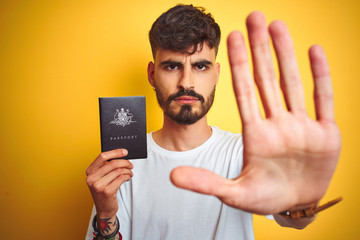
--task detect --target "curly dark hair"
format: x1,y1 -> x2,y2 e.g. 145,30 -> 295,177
149,4 -> 221,58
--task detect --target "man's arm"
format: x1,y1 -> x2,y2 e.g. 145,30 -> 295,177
86,149 -> 133,238
170,11 -> 341,227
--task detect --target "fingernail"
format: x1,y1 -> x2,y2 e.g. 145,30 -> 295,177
122,149 -> 128,156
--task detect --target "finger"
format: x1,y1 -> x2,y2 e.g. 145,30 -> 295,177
269,20 -> 306,113
247,12 -> 283,118
170,167 -> 280,214
93,174 -> 132,198
309,45 -> 334,121
86,149 -> 128,175
93,168 -> 133,191
107,174 -> 132,193
227,31 -> 261,124
170,166 -> 234,199
88,160 -> 134,184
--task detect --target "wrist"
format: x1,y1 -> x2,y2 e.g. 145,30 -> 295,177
92,214 -> 120,239
95,205 -> 118,219
96,212 -> 117,219
287,203 -> 317,212
279,197 -> 342,219
279,203 -> 318,219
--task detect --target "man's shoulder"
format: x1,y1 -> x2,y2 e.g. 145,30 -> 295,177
211,126 -> 242,140
209,126 -> 243,151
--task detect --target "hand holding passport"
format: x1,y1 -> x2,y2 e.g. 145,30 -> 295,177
99,96 -> 147,159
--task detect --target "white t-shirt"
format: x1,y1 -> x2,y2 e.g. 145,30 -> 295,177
86,126 -> 254,240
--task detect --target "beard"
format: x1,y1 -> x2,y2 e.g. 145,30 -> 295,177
155,87 -> 216,125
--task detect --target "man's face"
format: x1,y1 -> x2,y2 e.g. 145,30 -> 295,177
148,43 -> 220,125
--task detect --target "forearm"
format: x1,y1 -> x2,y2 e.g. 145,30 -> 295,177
86,149 -> 133,240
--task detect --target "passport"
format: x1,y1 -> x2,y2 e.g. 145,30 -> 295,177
99,96 -> 147,159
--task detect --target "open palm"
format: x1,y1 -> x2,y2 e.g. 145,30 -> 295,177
170,12 -> 341,214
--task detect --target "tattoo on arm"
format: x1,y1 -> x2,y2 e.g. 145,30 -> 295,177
92,214 -> 121,239
98,217 -> 116,235
98,217 -> 111,234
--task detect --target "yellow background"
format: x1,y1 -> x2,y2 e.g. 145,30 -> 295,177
0,0 -> 358,239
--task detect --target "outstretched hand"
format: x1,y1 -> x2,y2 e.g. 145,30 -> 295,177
170,12 -> 341,215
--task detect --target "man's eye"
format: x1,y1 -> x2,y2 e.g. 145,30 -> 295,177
166,64 -> 178,70
196,64 -> 208,71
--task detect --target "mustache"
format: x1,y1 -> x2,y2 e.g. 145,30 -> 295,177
166,89 -> 205,104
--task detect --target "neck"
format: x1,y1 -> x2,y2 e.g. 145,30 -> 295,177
152,114 -> 212,151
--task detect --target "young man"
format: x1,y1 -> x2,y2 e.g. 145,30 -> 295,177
86,4 -> 341,240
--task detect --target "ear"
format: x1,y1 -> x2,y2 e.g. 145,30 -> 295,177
147,61 -> 155,88
215,62 -> 220,85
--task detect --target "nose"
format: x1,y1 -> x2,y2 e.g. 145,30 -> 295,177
177,65 -> 194,90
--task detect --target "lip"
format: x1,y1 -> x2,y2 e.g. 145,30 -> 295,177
174,96 -> 199,104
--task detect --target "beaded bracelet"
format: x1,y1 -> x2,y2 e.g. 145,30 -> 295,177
92,232 -> 122,240
279,197 -> 342,219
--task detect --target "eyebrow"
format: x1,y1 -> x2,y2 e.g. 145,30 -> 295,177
159,59 -> 213,67
192,60 -> 213,67
159,60 -> 182,67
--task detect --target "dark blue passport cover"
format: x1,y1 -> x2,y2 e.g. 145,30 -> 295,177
99,96 -> 147,159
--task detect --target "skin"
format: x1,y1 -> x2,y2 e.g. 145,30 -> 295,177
171,12 -> 341,217
86,11 -> 341,233
86,149 -> 133,235
147,43 -> 220,151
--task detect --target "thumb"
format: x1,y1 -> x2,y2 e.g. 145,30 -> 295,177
170,166 -> 232,198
